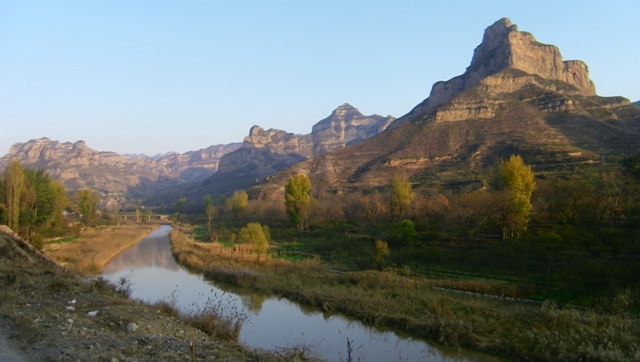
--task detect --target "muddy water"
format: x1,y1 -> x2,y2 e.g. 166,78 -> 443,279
103,225 -> 498,362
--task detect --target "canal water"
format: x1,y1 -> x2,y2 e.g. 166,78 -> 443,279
102,225 -> 497,361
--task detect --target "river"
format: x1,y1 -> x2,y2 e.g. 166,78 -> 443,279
102,225 -> 498,361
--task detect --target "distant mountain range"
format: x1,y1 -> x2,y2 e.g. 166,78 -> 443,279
0,139 -> 240,208
1,104 -> 394,207
250,18 -> 640,198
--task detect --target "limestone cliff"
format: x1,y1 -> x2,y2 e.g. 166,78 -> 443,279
394,18 -> 597,127
311,104 -> 395,155
155,104 -> 396,205
0,138 -> 240,206
243,126 -> 314,157
153,143 -> 241,181
242,103 -> 394,159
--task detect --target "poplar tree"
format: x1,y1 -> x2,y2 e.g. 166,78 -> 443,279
203,194 -> 215,238
4,159 -> 24,230
498,155 -> 536,239
239,222 -> 269,263
390,176 -> 414,221
227,191 -> 248,215
285,174 -> 313,231
77,189 -> 100,226
51,180 -> 68,228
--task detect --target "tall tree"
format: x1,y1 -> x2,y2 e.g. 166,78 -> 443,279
50,180 -> 68,229
284,174 -> 313,231
227,191 -> 248,215
4,159 -> 24,230
173,198 -> 187,223
390,176 -> 414,221
374,240 -> 390,270
239,222 -> 269,263
498,155 -> 536,239
203,194 -> 215,238
77,189 -> 100,226
20,169 -> 58,233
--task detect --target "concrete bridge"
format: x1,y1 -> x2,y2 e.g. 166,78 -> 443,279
113,213 -> 170,221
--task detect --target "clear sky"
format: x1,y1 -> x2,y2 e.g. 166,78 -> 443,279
1,1 -> 638,156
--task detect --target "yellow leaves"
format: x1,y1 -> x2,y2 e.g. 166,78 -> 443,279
499,155 -> 536,239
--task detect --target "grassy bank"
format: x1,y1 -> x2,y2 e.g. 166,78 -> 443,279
43,224 -> 159,274
170,228 -> 640,361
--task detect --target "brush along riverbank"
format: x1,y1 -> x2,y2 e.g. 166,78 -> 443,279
170,228 -> 640,361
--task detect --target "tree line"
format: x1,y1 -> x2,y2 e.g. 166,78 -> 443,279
188,152 -> 640,305
0,159 -> 103,246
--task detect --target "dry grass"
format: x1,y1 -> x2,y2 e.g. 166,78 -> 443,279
170,228 -> 640,361
43,225 -> 159,275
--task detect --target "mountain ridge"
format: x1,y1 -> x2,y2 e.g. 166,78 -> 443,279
146,104 -> 395,205
249,18 -> 640,199
0,138 -> 241,207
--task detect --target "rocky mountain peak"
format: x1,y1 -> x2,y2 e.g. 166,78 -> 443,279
210,104 -> 395,195
330,103 -> 360,117
241,104 -> 394,159
425,17 -> 596,110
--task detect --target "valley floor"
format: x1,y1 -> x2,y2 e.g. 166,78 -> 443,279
169,226 -> 640,361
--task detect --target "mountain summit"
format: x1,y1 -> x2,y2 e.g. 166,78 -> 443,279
428,17 -> 595,109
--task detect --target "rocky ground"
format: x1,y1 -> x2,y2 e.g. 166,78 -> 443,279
0,226 -> 309,361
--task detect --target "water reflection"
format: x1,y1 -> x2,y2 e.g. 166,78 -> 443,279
102,231 -> 180,273
103,225 -> 499,362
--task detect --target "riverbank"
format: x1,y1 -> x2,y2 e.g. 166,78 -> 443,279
0,226 -> 314,361
170,228 -> 640,361
43,224 -> 159,275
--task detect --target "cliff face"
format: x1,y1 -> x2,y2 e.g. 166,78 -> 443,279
151,104 -> 396,206
242,104 -> 394,159
218,104 -> 393,177
394,18 -> 597,128
153,143 -> 242,182
250,18 -> 640,198
310,104 -> 395,155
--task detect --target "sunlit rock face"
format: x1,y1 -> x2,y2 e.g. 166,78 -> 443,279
0,138 -> 241,207
242,103 -> 395,159
427,18 -> 595,110
175,104 -> 396,204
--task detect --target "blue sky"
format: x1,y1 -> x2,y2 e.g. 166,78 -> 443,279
1,1 -> 638,155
